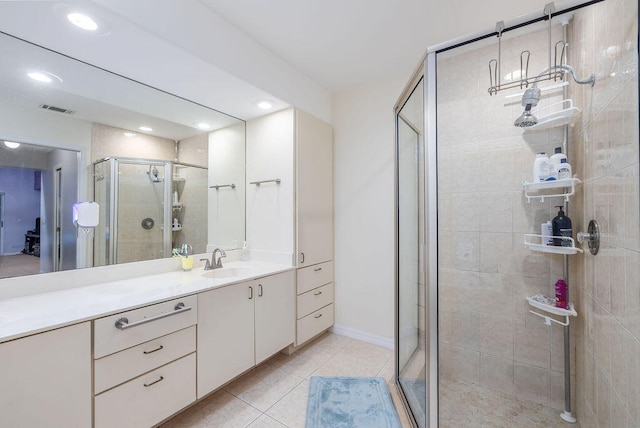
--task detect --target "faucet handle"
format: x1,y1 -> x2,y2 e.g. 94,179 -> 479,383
200,259 -> 211,270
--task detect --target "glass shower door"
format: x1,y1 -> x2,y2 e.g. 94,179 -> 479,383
396,77 -> 426,427
115,161 -> 169,263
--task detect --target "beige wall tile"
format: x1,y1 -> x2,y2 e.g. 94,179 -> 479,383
596,368 -> 611,428
514,363 -> 550,406
479,313 -> 514,359
514,315 -> 551,369
449,347 -> 480,384
480,354 -> 514,395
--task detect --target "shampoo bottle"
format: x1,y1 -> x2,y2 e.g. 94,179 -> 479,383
555,279 -> 568,309
533,152 -> 550,182
552,206 -> 572,247
557,158 -> 572,180
541,221 -> 553,246
549,147 -> 566,180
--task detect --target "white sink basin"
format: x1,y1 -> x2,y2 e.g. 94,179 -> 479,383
201,266 -> 260,279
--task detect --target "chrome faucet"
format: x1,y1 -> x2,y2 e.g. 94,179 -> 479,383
201,248 -> 226,270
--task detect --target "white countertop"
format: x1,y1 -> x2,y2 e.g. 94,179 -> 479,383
0,261 -> 295,344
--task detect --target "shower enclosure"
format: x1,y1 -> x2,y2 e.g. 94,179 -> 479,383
395,0 -> 639,426
395,74 -> 427,428
93,157 -> 208,266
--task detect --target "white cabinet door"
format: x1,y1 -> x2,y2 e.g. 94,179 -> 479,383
254,271 -> 295,364
197,282 -> 255,398
246,108 -> 295,255
296,109 -> 333,267
0,322 -> 91,427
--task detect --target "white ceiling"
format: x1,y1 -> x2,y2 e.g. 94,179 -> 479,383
0,0 -> 570,122
199,0 -> 557,92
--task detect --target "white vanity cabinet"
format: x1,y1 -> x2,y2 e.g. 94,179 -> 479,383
296,261 -> 334,344
296,109 -> 334,268
197,270 -> 295,398
0,322 -> 92,428
295,110 -> 334,345
93,295 -> 197,428
247,108 -> 334,348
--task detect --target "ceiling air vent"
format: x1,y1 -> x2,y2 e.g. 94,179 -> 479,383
39,104 -> 76,115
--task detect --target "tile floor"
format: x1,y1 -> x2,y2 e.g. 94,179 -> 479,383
439,378 -> 578,428
161,332 -> 413,428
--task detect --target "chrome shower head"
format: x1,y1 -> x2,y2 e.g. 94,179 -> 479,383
147,165 -> 162,182
514,87 -> 541,128
514,105 -> 538,127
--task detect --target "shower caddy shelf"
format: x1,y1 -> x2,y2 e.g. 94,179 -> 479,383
522,177 -> 581,202
526,297 -> 577,326
522,99 -> 581,132
524,234 -> 583,255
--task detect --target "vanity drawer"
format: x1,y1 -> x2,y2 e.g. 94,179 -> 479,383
94,353 -> 196,428
297,283 -> 334,319
94,326 -> 196,394
94,295 -> 197,358
297,303 -> 334,345
297,261 -> 333,295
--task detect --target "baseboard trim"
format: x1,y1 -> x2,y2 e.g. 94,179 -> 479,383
330,324 -> 394,350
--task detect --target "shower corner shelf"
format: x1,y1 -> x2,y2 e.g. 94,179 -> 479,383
172,175 -> 185,183
172,202 -> 183,210
527,297 -> 577,326
524,234 -> 583,255
172,225 -> 182,232
522,99 -> 581,133
522,177 -> 581,202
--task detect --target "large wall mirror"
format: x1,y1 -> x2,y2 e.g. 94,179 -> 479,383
0,31 -> 246,280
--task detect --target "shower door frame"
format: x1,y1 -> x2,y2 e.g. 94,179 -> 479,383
107,158 -> 172,264
394,60 -> 435,428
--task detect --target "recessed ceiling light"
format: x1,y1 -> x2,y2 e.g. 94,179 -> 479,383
139,126 -> 153,132
196,122 -> 211,130
4,141 -> 20,149
28,72 -> 53,83
123,132 -> 136,138
67,12 -> 98,31
255,100 -> 273,110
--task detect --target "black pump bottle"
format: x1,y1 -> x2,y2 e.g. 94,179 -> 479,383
552,205 -> 572,246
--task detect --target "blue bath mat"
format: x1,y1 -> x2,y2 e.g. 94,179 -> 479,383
306,376 -> 401,428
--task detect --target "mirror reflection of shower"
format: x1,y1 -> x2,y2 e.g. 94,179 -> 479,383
93,157 -> 208,266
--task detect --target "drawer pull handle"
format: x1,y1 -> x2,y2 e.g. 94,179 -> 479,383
249,286 -> 253,300
301,252 -> 305,263
314,291 -> 323,296
314,313 -> 323,319
314,267 -> 322,272
143,345 -> 164,355
258,284 -> 263,297
144,376 -> 164,387
115,303 -> 191,330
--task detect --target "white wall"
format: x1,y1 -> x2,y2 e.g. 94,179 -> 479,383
332,73 -> 410,342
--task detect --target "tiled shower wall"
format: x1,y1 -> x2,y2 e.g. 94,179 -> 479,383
572,0 -> 640,426
93,124 -> 210,262
437,22 -> 575,410
116,163 -> 166,263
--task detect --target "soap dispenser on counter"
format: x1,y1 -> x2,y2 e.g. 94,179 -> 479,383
240,241 -> 249,261
552,206 -> 573,247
